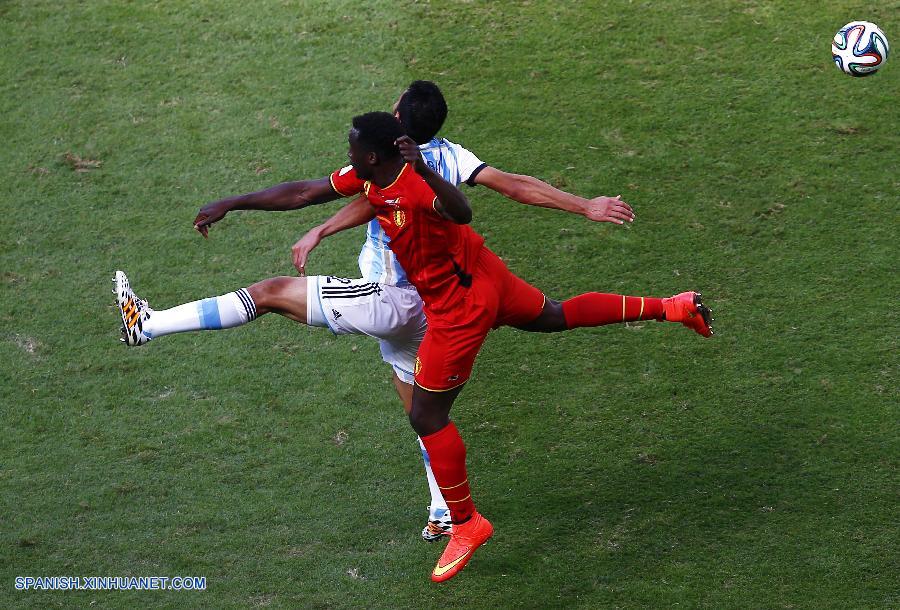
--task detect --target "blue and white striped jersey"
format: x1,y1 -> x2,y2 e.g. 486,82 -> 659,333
357,137 -> 487,286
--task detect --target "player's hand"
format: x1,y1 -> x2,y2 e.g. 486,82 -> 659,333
292,228 -> 322,275
396,135 -> 427,173
193,202 -> 229,238
582,195 -> 635,224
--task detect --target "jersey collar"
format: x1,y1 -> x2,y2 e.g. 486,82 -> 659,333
366,162 -> 411,193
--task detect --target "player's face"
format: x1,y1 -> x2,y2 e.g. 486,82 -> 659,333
347,129 -> 373,180
392,90 -> 407,117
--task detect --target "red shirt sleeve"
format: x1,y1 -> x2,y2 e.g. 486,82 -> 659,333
329,165 -> 366,197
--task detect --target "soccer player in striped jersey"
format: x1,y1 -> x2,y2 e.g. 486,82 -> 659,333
113,81 -> 642,545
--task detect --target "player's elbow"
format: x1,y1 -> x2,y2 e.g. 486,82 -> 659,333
440,195 -> 472,224
511,175 -> 547,204
452,206 -> 472,225
289,178 -> 335,209
291,183 -> 316,209
500,180 -> 525,202
490,173 -> 530,202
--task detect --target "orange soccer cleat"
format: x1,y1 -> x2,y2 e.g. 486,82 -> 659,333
663,291 -> 714,337
430,512 -> 493,583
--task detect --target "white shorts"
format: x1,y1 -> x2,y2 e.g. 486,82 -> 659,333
307,275 -> 426,384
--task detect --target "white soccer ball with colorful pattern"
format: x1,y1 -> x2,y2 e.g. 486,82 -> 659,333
832,21 -> 889,77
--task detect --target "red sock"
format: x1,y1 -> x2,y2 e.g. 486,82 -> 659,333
562,293 -> 664,329
419,421 -> 475,524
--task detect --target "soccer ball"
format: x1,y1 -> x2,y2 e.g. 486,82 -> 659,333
832,21 -> 890,77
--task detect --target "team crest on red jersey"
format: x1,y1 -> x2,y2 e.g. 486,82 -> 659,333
393,209 -> 406,228
414,356 -> 422,376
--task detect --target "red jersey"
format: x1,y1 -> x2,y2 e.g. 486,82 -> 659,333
331,163 -> 485,314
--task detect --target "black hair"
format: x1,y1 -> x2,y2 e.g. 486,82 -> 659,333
396,80 -> 447,144
351,111 -> 405,160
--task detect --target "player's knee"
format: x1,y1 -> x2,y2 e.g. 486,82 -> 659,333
408,404 -> 431,436
520,298 -> 567,332
248,276 -> 296,308
542,299 -> 567,331
541,299 -> 566,332
408,399 -> 447,437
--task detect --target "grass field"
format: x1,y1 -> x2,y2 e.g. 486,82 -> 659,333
1,1 -> 898,607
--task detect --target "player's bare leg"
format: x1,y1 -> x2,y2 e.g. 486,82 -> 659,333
246,276 -> 308,323
517,292 -> 714,337
409,385 -> 463,436
392,373 -> 414,414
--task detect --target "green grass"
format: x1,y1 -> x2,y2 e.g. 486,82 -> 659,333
1,0 -> 898,607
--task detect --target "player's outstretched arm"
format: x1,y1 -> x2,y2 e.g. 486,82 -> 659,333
396,135 -> 472,224
193,178 -> 341,237
292,196 -> 377,275
473,167 -> 634,224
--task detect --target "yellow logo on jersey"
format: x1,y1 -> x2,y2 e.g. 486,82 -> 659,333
393,209 -> 406,228
414,356 -> 421,376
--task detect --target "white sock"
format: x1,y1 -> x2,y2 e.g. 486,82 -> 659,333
143,289 -> 257,339
418,437 -> 449,518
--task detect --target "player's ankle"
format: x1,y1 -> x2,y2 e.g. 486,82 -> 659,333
452,515 -> 473,526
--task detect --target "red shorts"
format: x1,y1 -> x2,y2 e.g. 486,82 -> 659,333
414,247 -> 545,392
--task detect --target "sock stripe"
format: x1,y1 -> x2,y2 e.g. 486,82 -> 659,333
247,290 -> 257,319
199,298 -> 223,329
446,494 -> 472,504
239,288 -> 256,319
236,288 -> 257,320
439,478 -> 469,491
622,295 -> 626,322
639,297 -> 645,319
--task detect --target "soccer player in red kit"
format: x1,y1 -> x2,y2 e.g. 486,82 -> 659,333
330,112 -> 713,582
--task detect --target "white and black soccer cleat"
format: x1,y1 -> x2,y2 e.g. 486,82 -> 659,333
421,506 -> 453,543
113,270 -> 152,346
